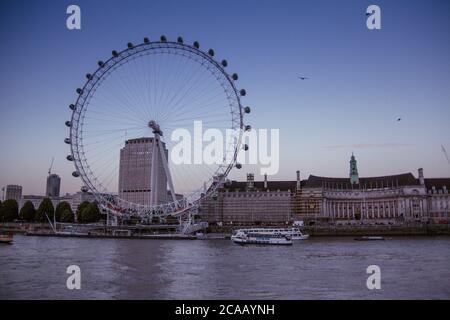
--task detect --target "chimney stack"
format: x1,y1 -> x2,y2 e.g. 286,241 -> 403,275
296,170 -> 301,190
264,173 -> 268,189
418,168 -> 425,186
247,173 -> 254,189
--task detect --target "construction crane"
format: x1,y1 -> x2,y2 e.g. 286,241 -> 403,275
48,157 -> 54,176
441,145 -> 450,167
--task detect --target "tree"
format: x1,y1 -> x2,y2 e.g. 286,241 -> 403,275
164,215 -> 179,225
76,201 -> 90,223
151,216 -> 160,224
20,201 -> 36,222
61,209 -> 74,223
79,202 -> 101,223
0,199 -> 19,222
55,201 -> 72,222
35,198 -> 55,223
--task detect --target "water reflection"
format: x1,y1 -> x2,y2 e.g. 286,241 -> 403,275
1,236 -> 449,299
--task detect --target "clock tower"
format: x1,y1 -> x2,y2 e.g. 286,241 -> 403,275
349,153 -> 359,185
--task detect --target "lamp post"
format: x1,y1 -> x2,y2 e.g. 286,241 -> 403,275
362,188 -> 366,225
446,200 -> 449,224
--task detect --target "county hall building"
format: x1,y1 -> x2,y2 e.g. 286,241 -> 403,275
201,154 -> 450,226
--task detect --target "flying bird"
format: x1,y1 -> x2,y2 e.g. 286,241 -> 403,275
298,76 -> 309,80
397,118 -> 402,122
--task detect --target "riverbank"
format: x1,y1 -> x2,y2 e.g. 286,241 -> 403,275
304,224 -> 450,236
2,222 -> 450,239
24,231 -> 196,240
0,222 -> 194,240
207,223 -> 450,237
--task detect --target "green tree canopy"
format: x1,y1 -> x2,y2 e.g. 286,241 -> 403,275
19,200 -> 36,222
0,199 -> 19,222
79,202 -> 101,223
76,201 -> 90,223
35,198 -> 55,223
55,201 -> 72,222
61,209 -> 75,223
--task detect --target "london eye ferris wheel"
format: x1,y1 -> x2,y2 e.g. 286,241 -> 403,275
64,36 -> 251,218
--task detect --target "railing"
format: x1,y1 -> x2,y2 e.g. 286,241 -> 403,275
180,221 -> 209,234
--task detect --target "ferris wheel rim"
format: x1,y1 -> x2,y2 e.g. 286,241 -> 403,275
67,38 -> 247,216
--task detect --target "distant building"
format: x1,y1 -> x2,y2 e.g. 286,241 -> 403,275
294,171 -> 430,225
46,174 -> 61,197
201,154 -> 450,225
118,137 -> 168,206
69,191 -> 96,212
20,194 -> 72,212
5,185 -> 22,202
20,195 -> 49,210
201,173 -> 295,226
425,177 -> 450,223
19,191 -> 96,213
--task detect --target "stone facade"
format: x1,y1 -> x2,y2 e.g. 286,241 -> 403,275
201,156 -> 450,226
201,174 -> 296,226
426,178 -> 450,223
294,172 -> 430,225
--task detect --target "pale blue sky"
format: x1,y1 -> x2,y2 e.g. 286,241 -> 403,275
0,0 -> 449,195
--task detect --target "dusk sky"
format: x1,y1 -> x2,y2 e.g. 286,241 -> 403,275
0,0 -> 449,196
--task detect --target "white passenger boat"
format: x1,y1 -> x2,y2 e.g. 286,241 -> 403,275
231,227 -> 309,245
233,228 -> 309,241
232,230 -> 293,245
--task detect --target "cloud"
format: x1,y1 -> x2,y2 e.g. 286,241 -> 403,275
322,143 -> 412,149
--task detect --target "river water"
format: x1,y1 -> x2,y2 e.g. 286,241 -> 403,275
0,235 -> 449,299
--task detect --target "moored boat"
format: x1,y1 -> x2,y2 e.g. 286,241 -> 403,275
354,236 -> 385,241
0,232 -> 13,244
195,232 -> 206,239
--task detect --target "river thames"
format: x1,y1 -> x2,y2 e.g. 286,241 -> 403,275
1,235 -> 449,299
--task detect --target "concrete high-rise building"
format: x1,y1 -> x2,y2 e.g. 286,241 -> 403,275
118,137 -> 168,205
46,174 -> 61,197
5,185 -> 22,202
